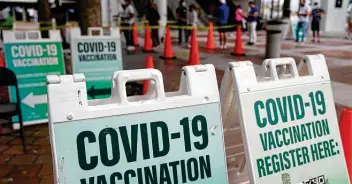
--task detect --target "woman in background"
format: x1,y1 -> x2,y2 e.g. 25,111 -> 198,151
186,4 -> 199,47
146,2 -> 161,47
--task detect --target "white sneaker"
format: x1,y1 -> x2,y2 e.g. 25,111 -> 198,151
223,45 -> 228,49
127,46 -> 135,51
220,45 -> 224,50
187,44 -> 191,48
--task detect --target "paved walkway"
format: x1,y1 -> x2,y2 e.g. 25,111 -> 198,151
1,30 -> 352,184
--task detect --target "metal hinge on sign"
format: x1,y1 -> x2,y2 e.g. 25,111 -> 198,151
194,65 -> 207,72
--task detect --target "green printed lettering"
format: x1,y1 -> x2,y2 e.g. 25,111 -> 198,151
187,158 -> 199,181
287,96 -> 295,121
289,149 -> 297,168
272,154 -> 280,173
254,101 -> 267,128
317,142 -> 324,159
268,132 -> 277,150
322,119 -> 330,135
323,141 -> 332,157
304,122 -> 313,139
256,158 -> 266,177
293,95 -> 305,120
169,161 -> 180,184
275,130 -> 283,148
144,165 -> 157,184
110,172 -> 122,184
192,115 -> 209,150
150,121 -> 170,158
80,177 -> 94,184
97,175 -> 107,184
199,155 -> 212,179
136,168 -> 144,184
264,156 -> 273,176
99,128 -> 120,167
310,143 -> 319,161
301,146 -> 310,164
140,123 -> 151,160
77,131 -> 98,171
292,126 -> 301,144
119,125 -> 138,162
329,139 -> 338,156
259,133 -> 269,151
180,160 -> 187,183
159,163 -> 172,184
276,97 -> 288,123
316,120 -> 323,137
124,170 -> 136,184
300,124 -> 309,141
283,151 -> 291,170
266,98 -> 279,126
296,148 -> 303,166
282,128 -> 290,146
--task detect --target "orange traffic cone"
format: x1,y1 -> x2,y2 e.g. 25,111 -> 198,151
143,23 -> 153,52
143,56 -> 155,94
206,22 -> 216,50
160,25 -> 176,60
188,28 -> 200,65
132,22 -> 139,47
231,25 -> 245,56
339,108 -> 352,181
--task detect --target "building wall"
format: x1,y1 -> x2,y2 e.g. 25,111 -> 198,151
321,0 -> 348,34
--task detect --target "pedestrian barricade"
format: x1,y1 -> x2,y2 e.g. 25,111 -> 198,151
220,54 -> 350,183
3,30 -> 65,129
47,65 -> 229,184
70,27 -> 123,99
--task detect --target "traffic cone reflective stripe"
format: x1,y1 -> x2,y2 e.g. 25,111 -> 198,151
231,25 -> 245,56
143,56 -> 155,94
143,23 -> 153,52
132,22 -> 139,46
160,25 -> 176,60
206,22 -> 216,50
339,108 -> 352,181
188,28 -> 200,65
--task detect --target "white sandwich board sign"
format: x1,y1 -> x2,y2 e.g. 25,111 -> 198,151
221,54 -> 350,184
47,65 -> 229,184
70,27 -> 123,99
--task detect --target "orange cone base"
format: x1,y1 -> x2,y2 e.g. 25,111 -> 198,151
159,56 -> 177,60
231,52 -> 245,56
206,46 -> 216,50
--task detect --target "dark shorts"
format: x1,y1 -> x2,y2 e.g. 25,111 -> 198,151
218,23 -> 227,33
311,21 -> 320,31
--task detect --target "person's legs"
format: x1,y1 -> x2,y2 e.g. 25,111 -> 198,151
151,28 -> 157,47
317,22 -> 321,42
252,22 -> 257,44
122,23 -> 131,46
249,22 -> 255,44
178,22 -> 183,44
296,22 -> 303,42
219,32 -> 223,48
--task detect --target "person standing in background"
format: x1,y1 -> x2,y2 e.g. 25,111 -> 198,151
296,0 -> 309,43
218,0 -> 229,49
146,2 -> 160,48
176,0 -> 187,45
235,5 -> 246,27
247,1 -> 258,45
346,1 -> 352,39
310,2 -> 325,43
186,4 -> 199,48
121,0 -> 135,51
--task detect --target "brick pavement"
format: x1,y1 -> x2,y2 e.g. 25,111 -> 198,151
1,30 -> 352,184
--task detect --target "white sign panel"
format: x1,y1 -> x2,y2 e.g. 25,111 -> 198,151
47,65 -> 229,184
221,55 -> 350,184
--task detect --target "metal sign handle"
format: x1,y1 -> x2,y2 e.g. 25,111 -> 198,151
263,58 -> 299,81
87,27 -> 104,36
114,69 -> 166,104
25,31 -> 42,40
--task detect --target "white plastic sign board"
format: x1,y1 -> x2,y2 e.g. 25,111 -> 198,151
3,30 -> 65,129
221,55 -> 350,183
70,27 -> 122,99
47,65 -> 229,184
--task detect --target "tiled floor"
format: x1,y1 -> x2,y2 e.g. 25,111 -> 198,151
1,30 -> 352,184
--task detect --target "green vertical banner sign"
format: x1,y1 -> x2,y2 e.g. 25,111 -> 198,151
47,65 -> 228,184
222,55 -> 350,183
3,30 -> 65,129
70,27 -> 122,99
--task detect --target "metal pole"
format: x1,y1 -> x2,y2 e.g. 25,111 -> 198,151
101,0 -> 109,27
